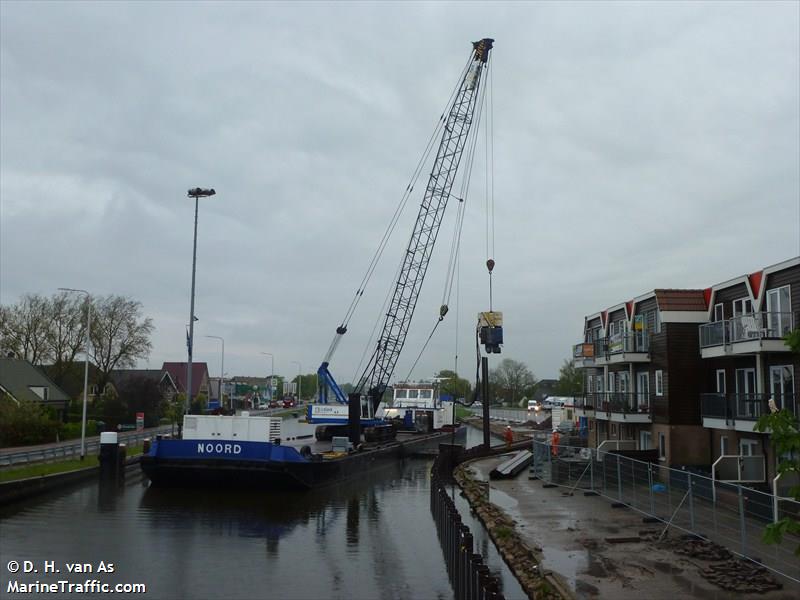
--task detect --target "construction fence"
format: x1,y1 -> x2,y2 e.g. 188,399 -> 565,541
530,439 -> 800,585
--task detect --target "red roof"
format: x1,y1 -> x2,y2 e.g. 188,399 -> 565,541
654,289 -> 707,311
161,362 -> 209,397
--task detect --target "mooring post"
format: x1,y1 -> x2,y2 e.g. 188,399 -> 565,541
481,356 -> 490,449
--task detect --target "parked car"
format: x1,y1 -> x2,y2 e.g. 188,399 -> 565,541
268,400 -> 279,409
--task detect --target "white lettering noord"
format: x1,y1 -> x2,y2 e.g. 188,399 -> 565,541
197,442 -> 242,455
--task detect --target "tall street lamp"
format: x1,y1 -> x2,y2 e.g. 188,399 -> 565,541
291,360 -> 302,402
58,287 -> 91,460
260,352 -> 274,404
205,335 -> 225,410
186,187 -> 216,416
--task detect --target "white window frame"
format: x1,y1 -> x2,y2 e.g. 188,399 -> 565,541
714,303 -> 724,322
716,369 -> 726,394
640,430 -> 652,450
766,285 -> 792,336
655,370 -> 663,396
658,432 -> 666,461
587,376 -> 594,394
739,438 -> 760,457
733,297 -> 752,316
720,435 -> 729,456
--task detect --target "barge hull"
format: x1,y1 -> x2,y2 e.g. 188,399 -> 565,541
141,427 -> 465,490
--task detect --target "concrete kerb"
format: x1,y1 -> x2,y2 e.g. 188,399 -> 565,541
454,453 -> 575,600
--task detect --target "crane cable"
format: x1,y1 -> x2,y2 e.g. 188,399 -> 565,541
323,56 -> 474,365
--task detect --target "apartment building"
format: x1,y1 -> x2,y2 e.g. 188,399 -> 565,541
573,289 -> 710,467
698,257 -> 799,487
574,256 -> 799,488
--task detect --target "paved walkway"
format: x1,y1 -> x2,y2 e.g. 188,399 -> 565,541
466,455 -> 800,600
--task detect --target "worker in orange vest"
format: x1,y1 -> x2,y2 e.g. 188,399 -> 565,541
504,425 -> 514,448
551,429 -> 561,456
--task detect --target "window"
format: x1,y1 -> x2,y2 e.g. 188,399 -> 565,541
608,373 -> 615,393
733,297 -> 752,316
640,430 -> 652,450
611,423 -> 617,436
658,432 -> 666,460
420,389 -> 432,399
408,389 -> 419,399
720,435 -> 729,456
587,376 -> 594,393
739,438 -> 760,457
395,389 -> 407,399
766,285 -> 792,336
28,386 -> 48,400
655,310 -> 661,334
655,370 -> 663,396
596,375 -> 604,393
716,370 -> 726,394
714,303 -> 724,322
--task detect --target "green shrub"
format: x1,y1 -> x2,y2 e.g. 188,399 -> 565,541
0,395 -> 61,446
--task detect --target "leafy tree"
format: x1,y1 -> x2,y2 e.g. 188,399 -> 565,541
116,375 -> 163,427
90,295 -> 154,389
754,328 -> 800,556
0,393 -> 60,446
93,389 -> 128,428
555,359 -> 582,395
435,369 -> 471,401
491,358 -> 536,406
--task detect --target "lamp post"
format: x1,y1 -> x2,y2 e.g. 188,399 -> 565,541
58,287 -> 91,460
205,335 -> 225,410
260,352 -> 274,405
186,187 -> 216,416
291,360 -> 302,402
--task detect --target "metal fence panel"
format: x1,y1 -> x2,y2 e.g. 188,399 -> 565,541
531,439 -> 800,584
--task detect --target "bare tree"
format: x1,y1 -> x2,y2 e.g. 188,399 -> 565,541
46,292 -> 87,385
0,294 -> 52,365
90,295 -> 154,388
491,358 -> 537,406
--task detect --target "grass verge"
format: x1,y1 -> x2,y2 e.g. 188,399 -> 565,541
0,444 -> 143,483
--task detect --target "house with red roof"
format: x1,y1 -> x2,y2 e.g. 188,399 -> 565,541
161,362 -> 211,401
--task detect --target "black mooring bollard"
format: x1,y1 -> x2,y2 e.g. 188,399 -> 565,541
99,432 -> 120,483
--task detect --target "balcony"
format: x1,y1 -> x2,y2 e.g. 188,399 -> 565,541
573,393 -> 597,417
573,342 -> 595,367
699,312 -> 794,358
701,392 -> 797,432
593,392 -> 652,423
593,332 -> 650,365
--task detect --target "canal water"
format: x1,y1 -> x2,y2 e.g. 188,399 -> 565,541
0,425 -> 525,599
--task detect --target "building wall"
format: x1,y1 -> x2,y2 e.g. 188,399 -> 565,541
665,322 -> 704,425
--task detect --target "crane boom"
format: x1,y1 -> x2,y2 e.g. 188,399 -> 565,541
356,38 -> 494,412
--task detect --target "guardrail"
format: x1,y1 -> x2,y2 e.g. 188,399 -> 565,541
0,426 -> 172,467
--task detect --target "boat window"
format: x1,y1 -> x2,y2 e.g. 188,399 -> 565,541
420,389 -> 432,399
408,389 -> 419,399
395,389 -> 407,399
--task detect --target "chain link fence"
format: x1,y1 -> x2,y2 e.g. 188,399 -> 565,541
531,439 -> 800,584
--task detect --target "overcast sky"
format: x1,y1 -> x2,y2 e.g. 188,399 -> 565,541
1,1 -> 798,386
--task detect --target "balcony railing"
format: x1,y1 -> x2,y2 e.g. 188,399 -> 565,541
699,311 -> 794,349
595,392 -> 652,415
701,392 -> 797,422
593,332 -> 649,358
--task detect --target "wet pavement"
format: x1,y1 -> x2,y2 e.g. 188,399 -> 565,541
466,455 -> 800,600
